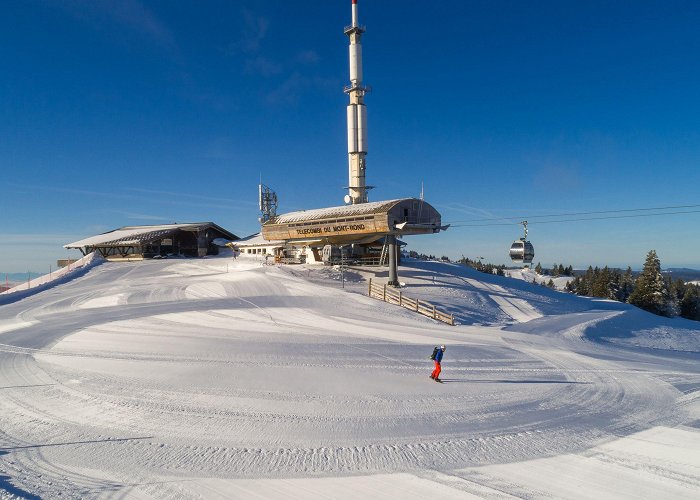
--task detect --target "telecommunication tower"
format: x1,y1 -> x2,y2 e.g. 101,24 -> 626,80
344,0 -> 372,204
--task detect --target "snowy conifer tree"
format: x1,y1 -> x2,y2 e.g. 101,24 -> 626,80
680,285 -> 700,321
618,267 -> 635,303
628,250 -> 675,317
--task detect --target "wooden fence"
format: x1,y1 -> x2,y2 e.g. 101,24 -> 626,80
368,279 -> 455,326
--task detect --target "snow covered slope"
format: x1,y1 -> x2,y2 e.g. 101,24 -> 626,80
505,266 -> 574,290
0,255 -> 698,498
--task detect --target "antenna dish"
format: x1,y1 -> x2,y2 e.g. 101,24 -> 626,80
344,194 -> 352,204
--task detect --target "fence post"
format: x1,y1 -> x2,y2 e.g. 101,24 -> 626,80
383,284 -> 386,302
415,299 -> 419,312
368,278 -> 372,296
450,314 -> 454,326
398,291 -> 402,307
432,305 -> 436,319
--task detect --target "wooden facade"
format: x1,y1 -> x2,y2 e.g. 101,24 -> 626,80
261,198 -> 442,245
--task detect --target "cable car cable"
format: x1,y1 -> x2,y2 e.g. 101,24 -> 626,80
445,203 -> 700,225
448,209 -> 700,228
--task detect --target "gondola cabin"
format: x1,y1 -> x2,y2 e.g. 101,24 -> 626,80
509,239 -> 535,265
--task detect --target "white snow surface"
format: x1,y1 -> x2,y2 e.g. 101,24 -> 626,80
0,251 -> 102,296
506,267 -> 574,290
0,255 -> 699,498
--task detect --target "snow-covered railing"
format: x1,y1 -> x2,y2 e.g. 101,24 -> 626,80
368,278 -> 454,326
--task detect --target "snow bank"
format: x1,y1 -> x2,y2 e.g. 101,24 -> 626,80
585,307 -> 700,352
0,252 -> 103,305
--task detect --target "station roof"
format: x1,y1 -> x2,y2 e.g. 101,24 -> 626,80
232,232 -> 285,248
270,199 -> 405,224
65,222 -> 238,249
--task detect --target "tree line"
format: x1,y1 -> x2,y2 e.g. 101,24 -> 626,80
563,250 -> 700,321
534,262 -> 574,277
457,256 -> 507,276
410,249 -> 699,322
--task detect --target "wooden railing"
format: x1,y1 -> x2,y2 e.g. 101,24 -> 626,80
367,279 -> 455,326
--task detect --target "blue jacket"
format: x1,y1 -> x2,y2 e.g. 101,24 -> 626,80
435,349 -> 444,363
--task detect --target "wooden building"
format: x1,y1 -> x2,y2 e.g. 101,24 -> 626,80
65,222 -> 238,260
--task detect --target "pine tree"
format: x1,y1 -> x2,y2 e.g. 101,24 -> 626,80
591,266 -> 609,298
680,285 -> 700,321
628,250 -> 675,317
576,266 -> 594,296
665,277 -> 680,317
552,264 -> 560,277
618,267 -> 635,303
535,262 -> 543,274
672,278 -> 686,304
608,268 -> 622,300
547,279 -> 555,289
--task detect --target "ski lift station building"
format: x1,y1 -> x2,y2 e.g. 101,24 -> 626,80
65,222 -> 239,260
239,198 -> 442,264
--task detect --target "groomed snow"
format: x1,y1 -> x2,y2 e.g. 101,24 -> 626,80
0,254 -> 698,498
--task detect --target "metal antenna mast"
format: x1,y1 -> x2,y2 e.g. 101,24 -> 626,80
344,0 -> 371,204
258,183 -> 278,224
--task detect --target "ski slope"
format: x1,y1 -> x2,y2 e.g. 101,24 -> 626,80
0,255 -> 699,498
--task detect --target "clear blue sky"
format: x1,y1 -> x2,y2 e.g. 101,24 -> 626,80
2,0 -> 700,273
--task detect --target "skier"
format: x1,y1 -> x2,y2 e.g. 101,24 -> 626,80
430,345 -> 446,382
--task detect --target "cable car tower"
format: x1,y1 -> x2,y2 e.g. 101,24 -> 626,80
509,221 -> 535,267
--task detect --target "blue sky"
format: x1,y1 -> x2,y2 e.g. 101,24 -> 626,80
2,0 -> 700,273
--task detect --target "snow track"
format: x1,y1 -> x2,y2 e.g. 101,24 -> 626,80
0,257 -> 699,498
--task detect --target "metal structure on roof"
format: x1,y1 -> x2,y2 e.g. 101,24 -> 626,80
65,223 -> 238,260
258,183 -> 278,224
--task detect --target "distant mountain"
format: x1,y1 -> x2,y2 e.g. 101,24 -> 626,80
663,268 -> 700,282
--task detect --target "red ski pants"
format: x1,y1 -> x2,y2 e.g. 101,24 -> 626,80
431,361 -> 441,379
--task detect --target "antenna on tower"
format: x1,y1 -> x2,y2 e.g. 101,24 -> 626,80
258,182 -> 278,224
343,0 -> 373,204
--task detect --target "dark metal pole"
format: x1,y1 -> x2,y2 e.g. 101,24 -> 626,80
341,245 -> 345,288
387,234 -> 399,287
